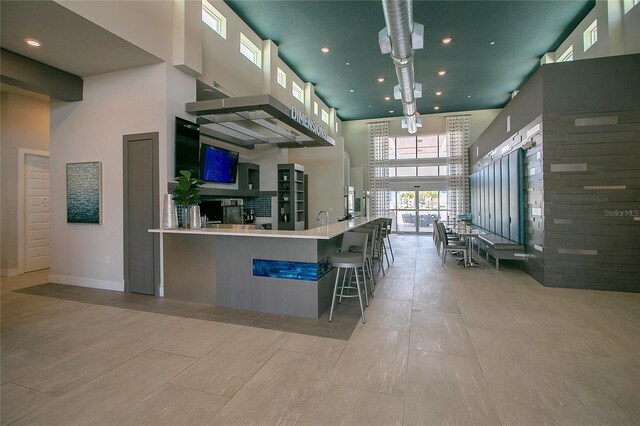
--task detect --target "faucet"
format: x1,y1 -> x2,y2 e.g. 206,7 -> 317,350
316,210 -> 329,226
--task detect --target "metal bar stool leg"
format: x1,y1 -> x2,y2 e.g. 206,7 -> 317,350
329,267 -> 341,322
355,266 -> 366,324
338,268 -> 349,303
360,265 -> 369,307
382,241 -> 390,268
368,258 -> 376,290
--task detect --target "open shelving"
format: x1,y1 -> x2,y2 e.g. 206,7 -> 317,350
277,163 -> 305,230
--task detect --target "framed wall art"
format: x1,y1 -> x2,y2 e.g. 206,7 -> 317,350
66,161 -> 102,224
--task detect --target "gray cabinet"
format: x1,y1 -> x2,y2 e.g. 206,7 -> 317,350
277,163 -> 305,230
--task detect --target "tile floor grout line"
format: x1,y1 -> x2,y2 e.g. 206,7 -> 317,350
431,236 -> 506,425
216,330 -> 294,403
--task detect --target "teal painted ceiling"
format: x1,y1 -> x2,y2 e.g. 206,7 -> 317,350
225,0 -> 594,121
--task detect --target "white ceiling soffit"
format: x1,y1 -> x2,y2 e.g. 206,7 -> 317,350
187,95 -> 336,149
0,0 -> 162,77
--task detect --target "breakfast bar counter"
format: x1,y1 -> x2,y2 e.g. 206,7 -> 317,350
149,216 -> 377,318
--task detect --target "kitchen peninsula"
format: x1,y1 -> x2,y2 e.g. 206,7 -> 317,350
149,216 -> 377,318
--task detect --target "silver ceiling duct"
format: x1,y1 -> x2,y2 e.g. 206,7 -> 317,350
379,0 -> 423,133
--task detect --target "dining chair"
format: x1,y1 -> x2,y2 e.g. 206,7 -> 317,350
436,221 -> 467,266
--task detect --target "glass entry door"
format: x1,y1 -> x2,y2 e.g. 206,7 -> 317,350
389,190 -> 450,234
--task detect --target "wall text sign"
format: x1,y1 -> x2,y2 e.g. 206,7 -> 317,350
290,106 -> 328,141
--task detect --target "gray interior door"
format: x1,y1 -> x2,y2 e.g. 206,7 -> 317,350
123,133 -> 159,295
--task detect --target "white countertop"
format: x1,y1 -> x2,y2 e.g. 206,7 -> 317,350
149,216 -> 380,240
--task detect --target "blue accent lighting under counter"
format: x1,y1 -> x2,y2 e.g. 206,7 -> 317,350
253,257 -> 332,281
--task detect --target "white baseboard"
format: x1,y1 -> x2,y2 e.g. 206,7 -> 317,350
1,268 -> 19,277
48,274 -> 124,292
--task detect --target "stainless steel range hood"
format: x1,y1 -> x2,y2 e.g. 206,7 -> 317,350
186,94 -> 335,150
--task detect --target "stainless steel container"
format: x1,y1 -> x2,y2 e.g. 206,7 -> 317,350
189,205 -> 202,229
161,194 -> 178,229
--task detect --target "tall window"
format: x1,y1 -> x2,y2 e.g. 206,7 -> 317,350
387,134 -> 451,233
240,33 -> 261,68
557,45 -> 573,62
292,82 -> 304,103
276,68 -> 287,88
388,134 -> 448,160
583,20 -> 598,52
202,1 -> 226,39
321,109 -> 329,124
313,101 -> 319,116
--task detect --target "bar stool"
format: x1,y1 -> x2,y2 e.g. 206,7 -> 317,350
379,217 -> 396,262
366,221 -> 389,273
349,226 -> 378,293
329,232 -> 369,324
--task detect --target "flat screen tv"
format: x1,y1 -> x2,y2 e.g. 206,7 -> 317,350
200,144 -> 239,183
175,117 -> 200,177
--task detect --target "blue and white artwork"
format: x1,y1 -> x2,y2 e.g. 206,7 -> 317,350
67,162 -> 101,224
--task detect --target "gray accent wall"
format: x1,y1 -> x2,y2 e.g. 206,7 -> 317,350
543,109 -> 640,291
521,119 -> 545,285
470,54 -> 640,292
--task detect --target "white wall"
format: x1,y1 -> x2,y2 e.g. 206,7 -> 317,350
199,1 -> 341,141
57,0 -> 174,61
622,1 -> 640,53
288,137 -> 346,225
342,109 -> 501,190
551,0 -> 640,63
49,64 -> 170,291
200,1 -> 263,97
0,91 -> 50,276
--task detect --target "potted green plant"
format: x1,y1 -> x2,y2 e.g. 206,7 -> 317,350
458,213 -> 473,232
172,170 -> 204,228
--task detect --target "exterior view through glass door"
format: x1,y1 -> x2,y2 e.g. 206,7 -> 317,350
389,190 -> 450,234
386,133 -> 450,234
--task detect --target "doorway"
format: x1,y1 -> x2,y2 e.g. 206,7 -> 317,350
123,132 -> 159,295
389,189 -> 450,234
21,152 -> 50,272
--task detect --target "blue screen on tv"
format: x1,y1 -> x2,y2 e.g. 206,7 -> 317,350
200,144 -> 239,183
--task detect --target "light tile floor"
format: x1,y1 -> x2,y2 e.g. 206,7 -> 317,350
2,235 -> 640,425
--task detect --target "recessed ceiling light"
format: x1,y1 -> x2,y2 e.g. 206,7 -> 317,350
345,62 -> 350,66
203,88 -> 214,93
442,37 -> 452,44
435,91 -> 443,96
349,89 -> 355,93
368,105 -> 372,108
468,95 -> 472,98
377,77 -> 385,83
25,38 -> 41,47
434,106 -> 440,111
321,47 -> 330,53
438,70 -> 446,76
384,96 -> 391,101
389,110 -> 395,114
490,41 -> 495,45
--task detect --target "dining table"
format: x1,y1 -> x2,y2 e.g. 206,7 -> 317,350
451,226 -> 486,269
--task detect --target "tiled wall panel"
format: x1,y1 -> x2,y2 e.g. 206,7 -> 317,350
520,126 -> 545,284
542,109 -> 640,292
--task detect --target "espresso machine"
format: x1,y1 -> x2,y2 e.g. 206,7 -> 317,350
222,199 -> 244,224
244,208 -> 256,224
